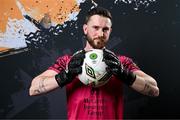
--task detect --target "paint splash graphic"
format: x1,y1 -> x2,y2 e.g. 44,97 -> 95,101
0,0 -> 85,49
0,0 -> 157,51
25,23 -> 65,49
114,0 -> 156,10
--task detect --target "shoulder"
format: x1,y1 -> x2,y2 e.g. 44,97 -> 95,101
118,55 -> 140,71
56,54 -> 72,61
55,54 -> 72,65
118,55 -> 133,63
48,54 -> 72,73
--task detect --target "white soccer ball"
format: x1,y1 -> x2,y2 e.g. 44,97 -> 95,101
78,49 -> 111,87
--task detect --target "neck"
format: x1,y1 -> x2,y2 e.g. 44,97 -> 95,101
84,41 -> 106,51
84,42 -> 93,51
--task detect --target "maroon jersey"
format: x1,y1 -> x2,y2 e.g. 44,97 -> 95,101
49,54 -> 139,119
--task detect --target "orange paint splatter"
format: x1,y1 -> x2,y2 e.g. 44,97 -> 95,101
0,0 -> 23,32
0,0 -> 80,33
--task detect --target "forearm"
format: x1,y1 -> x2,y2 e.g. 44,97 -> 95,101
29,76 -> 59,96
131,74 -> 159,97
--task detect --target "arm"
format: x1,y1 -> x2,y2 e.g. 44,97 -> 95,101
29,69 -> 59,96
131,70 -> 159,97
103,49 -> 159,97
29,50 -> 85,96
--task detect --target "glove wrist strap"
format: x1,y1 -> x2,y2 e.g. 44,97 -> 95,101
55,70 -> 70,88
118,68 -> 136,86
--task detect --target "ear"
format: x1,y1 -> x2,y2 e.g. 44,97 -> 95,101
83,24 -> 87,35
110,27 -> 112,34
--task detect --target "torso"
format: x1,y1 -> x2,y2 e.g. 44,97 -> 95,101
48,54 -> 139,120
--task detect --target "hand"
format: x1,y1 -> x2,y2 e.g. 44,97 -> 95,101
55,50 -> 85,87
103,49 -> 136,86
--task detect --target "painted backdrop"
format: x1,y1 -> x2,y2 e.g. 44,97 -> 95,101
0,0 -> 180,119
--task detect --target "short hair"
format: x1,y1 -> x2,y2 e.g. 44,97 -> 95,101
84,7 -> 112,24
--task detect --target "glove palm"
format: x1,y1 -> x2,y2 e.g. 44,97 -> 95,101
55,50 -> 85,87
103,49 -> 136,86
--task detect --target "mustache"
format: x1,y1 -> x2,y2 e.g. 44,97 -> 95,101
93,37 -> 104,41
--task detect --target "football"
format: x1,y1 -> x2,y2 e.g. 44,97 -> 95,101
78,49 -> 112,87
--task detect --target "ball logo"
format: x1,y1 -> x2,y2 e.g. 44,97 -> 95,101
85,63 -> 96,79
89,53 -> 97,60
78,49 -> 110,87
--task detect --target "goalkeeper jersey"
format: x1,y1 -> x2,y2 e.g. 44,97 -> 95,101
49,54 -> 139,120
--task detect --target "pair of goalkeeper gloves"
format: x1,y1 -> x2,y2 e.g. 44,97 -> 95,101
55,49 -> 136,88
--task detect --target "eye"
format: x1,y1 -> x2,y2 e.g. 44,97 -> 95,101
93,26 -> 99,30
103,27 -> 110,32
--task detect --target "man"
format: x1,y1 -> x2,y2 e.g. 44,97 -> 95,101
29,7 -> 159,119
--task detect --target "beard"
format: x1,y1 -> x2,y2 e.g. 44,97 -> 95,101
86,35 -> 107,49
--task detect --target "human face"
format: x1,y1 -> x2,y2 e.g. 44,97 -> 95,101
83,15 -> 112,49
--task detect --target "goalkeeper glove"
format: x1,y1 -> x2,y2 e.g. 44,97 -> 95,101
55,50 -> 85,87
103,49 -> 136,86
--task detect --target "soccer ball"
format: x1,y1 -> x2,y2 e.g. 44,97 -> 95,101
78,49 -> 112,87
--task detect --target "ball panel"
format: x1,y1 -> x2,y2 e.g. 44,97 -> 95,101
78,49 -> 111,87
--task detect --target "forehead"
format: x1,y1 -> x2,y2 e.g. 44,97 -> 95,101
87,15 -> 112,27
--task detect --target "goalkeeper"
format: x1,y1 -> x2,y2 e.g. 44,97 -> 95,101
29,7 -> 159,119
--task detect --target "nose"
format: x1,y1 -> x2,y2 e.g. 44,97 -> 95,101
97,29 -> 104,38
